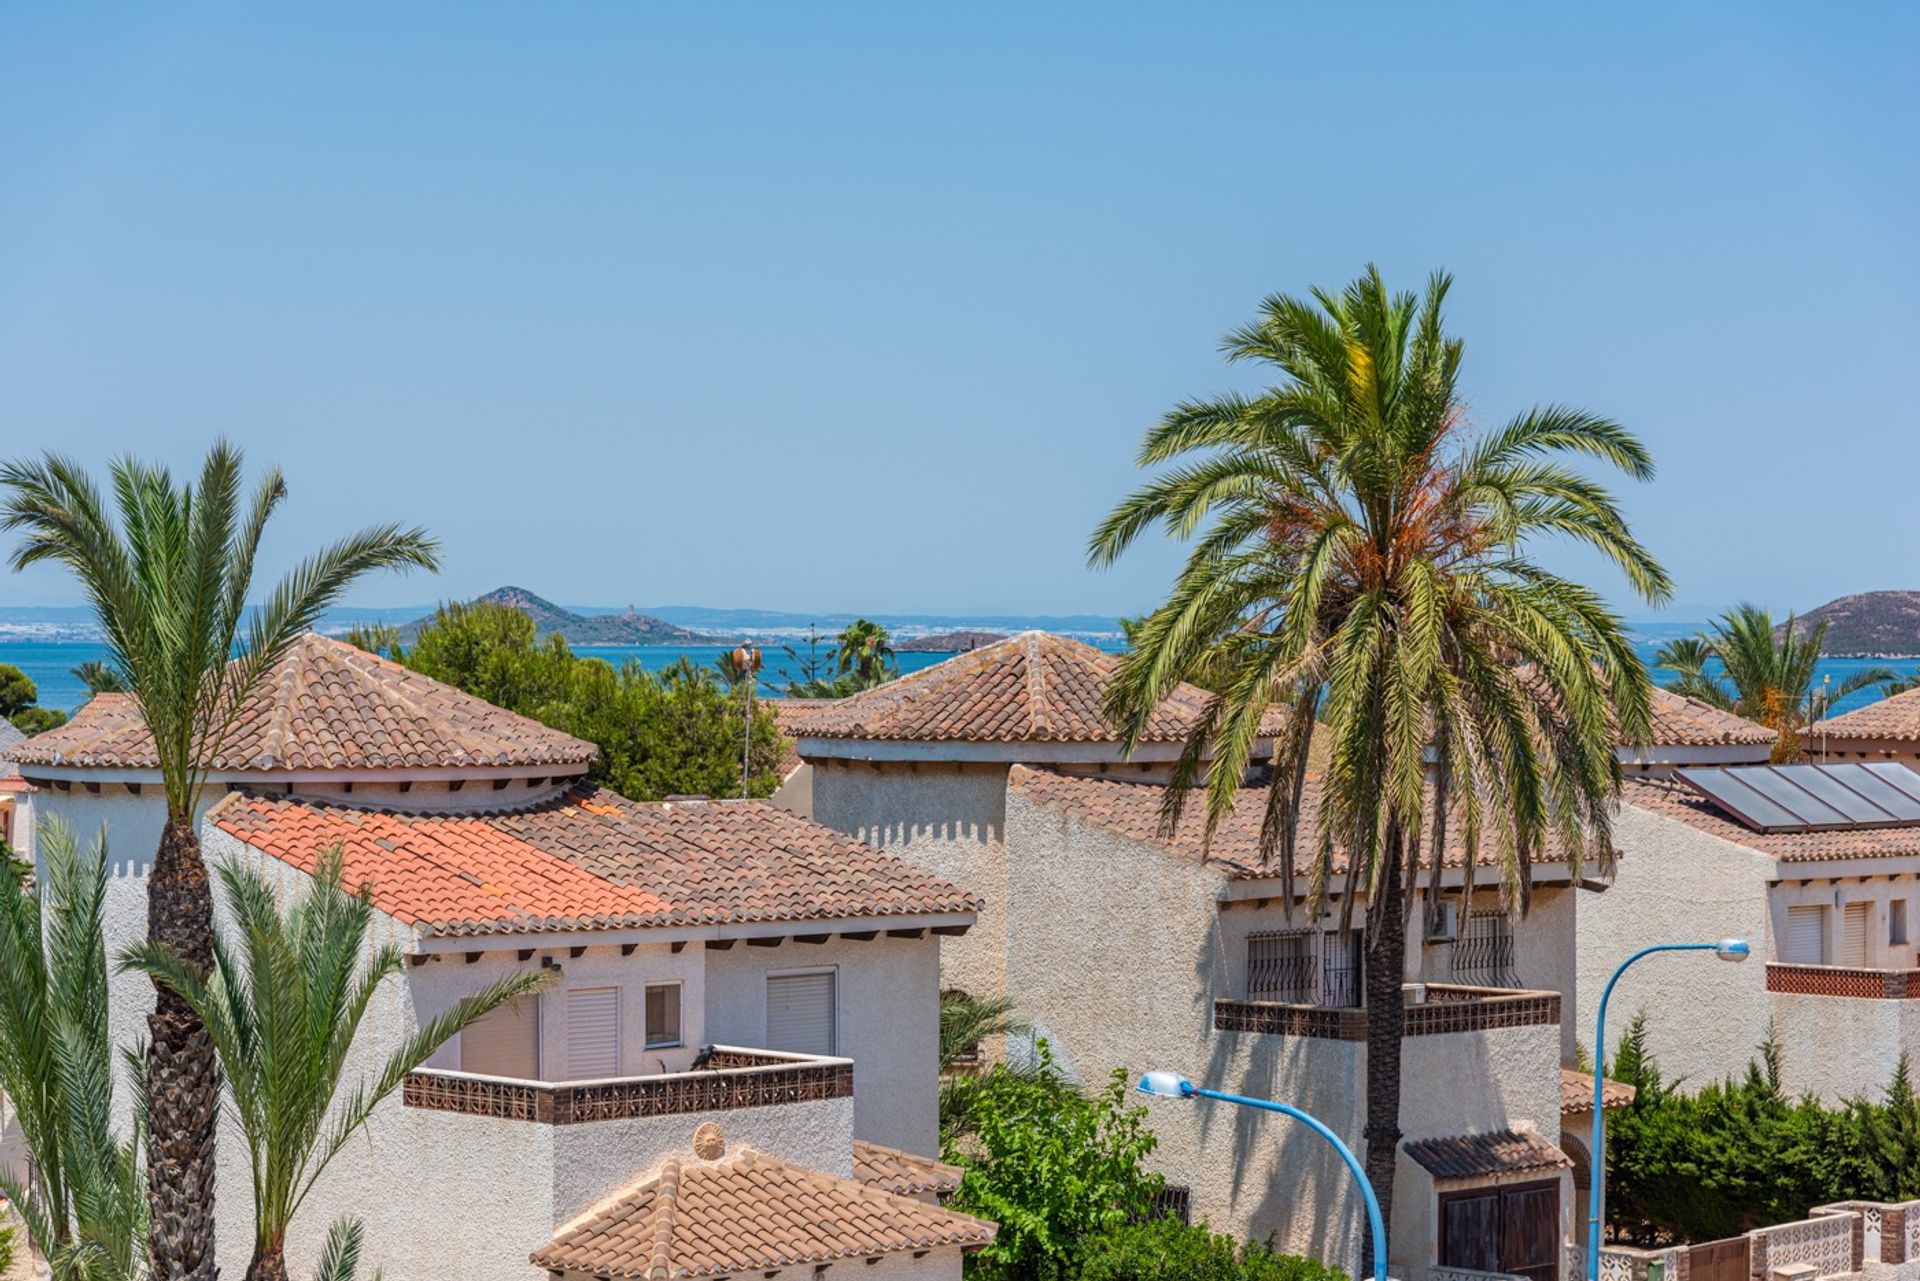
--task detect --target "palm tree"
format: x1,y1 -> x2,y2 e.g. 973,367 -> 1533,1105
832,619 -> 896,690
1657,604 -> 1892,761
1090,267 -> 1668,1253
122,851 -> 546,1281
70,660 -> 131,697
0,818 -> 146,1281
0,444 -> 439,1281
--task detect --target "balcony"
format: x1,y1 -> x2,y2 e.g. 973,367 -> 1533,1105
402,1045 -> 854,1125
1765,962 -> 1920,1000
1213,983 -> 1561,1042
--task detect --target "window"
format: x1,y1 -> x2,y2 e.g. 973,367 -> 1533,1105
645,983 -> 683,1049
1784,904 -> 1827,965
766,971 -> 836,1056
1893,900 -> 1909,947
1322,930 -> 1364,1008
1842,901 -> 1873,968
1247,931 -> 1315,1003
461,995 -> 539,1079
1451,911 -> 1516,986
565,987 -> 621,1080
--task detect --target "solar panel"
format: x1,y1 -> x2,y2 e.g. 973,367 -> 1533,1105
1677,763 -> 1920,834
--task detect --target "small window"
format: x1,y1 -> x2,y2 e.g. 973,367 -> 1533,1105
1893,901 -> 1909,947
461,995 -> 540,1080
645,983 -> 683,1049
566,987 -> 621,1080
767,971 -> 836,1056
1452,911 -> 1516,986
1784,904 -> 1827,965
1247,931 -> 1314,1003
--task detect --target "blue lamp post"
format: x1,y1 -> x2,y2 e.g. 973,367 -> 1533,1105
1586,939 -> 1749,1281
1138,1071 -> 1386,1281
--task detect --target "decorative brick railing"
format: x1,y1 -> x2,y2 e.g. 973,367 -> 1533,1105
1766,963 -> 1920,1000
402,1045 -> 853,1125
1213,984 -> 1559,1042
1430,1267 -> 1525,1281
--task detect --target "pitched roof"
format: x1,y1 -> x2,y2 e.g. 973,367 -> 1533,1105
1809,687 -> 1920,743
781,631 -> 1283,745
1646,688 -> 1777,748
0,719 -> 24,785
1402,1129 -> 1571,1180
8,634 -> 596,773
1006,766 -> 1569,880
1560,1069 -> 1636,1114
209,784 -> 981,937
1622,774 -> 1920,863
765,698 -> 833,779
530,1146 -> 996,1279
853,1141 -> 963,1198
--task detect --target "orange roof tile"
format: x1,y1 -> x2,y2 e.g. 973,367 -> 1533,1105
781,631 -> 1283,745
9,634 -> 595,773
1006,766 -> 1569,880
1560,1069 -> 1635,1114
1622,774 -> 1920,862
852,1141 -> 964,1198
210,785 -> 981,937
531,1146 -> 995,1279
1809,687 -> 1920,743
1647,688 -> 1776,748
765,698 -> 834,779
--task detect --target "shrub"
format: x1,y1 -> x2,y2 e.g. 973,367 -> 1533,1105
1079,1218 -> 1346,1281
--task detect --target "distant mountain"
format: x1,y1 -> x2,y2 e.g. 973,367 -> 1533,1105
1783,591 -> 1920,656
400,586 -> 707,646
897,630 -> 1008,653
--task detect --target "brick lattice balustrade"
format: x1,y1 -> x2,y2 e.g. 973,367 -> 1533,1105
1213,985 -> 1559,1042
403,1046 -> 853,1125
1766,963 -> 1920,1000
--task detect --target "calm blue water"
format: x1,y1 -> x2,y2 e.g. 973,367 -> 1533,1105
2,636 -> 1911,721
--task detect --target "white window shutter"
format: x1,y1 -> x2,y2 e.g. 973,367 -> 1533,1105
461,996 -> 540,1080
1785,905 -> 1827,965
1842,902 -> 1872,967
766,972 -> 836,1056
566,987 -> 622,1080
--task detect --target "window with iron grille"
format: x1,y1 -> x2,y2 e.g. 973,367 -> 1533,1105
1322,930 -> 1364,1008
1150,1185 -> 1192,1225
1247,931 -> 1316,1003
1451,911 -> 1516,985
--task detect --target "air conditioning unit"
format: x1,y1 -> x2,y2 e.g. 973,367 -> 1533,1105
1426,900 -> 1459,943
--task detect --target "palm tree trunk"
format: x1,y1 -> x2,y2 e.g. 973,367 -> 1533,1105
146,815 -> 220,1281
1361,822 -> 1408,1277
246,1242 -> 290,1281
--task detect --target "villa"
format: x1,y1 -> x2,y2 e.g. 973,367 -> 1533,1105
5,634 -> 995,1281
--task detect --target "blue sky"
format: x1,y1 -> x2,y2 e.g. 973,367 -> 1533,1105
1,4 -> 1914,620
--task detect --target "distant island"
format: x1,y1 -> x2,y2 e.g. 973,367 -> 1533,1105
1784,591 -> 1920,656
896,630 -> 1008,653
400,586 -> 710,646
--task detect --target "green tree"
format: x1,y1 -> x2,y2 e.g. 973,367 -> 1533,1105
338,622 -> 402,660
1,444 -> 439,1281
0,818 -> 147,1281
1090,267 -> 1668,1251
122,850 -> 545,1281
780,624 -> 833,694
12,705 -> 69,734
1078,1217 -> 1347,1281
945,1044 -> 1163,1281
71,660 -> 131,698
832,619 -> 896,690
1656,605 -> 1893,760
938,990 -> 1029,1139
0,664 -> 37,718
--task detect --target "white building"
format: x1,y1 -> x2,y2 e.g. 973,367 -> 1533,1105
7,634 -> 995,1281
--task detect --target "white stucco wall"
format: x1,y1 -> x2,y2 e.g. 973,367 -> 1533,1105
704,933 -> 940,1155
809,760 -> 1008,999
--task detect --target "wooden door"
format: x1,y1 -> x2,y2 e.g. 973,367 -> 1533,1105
1439,1180 -> 1561,1281
1687,1235 -> 1749,1281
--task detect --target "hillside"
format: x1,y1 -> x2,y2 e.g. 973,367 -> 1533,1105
402,586 -> 706,645
1783,591 -> 1920,656
896,630 -> 1008,653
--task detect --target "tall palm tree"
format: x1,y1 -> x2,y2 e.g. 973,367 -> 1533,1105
0,444 -> 439,1281
1656,604 -> 1892,761
832,619 -> 896,690
0,818 -> 146,1281
1090,267 -> 1668,1253
123,851 -> 546,1281
71,660 -> 131,698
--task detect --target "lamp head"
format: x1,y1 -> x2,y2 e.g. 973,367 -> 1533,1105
1137,1070 -> 1194,1100
1713,938 -> 1751,962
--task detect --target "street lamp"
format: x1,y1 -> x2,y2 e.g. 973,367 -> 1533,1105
1586,939 -> 1749,1281
1138,1071 -> 1386,1281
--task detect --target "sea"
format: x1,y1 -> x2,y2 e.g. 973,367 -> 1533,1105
1,634 -> 1912,721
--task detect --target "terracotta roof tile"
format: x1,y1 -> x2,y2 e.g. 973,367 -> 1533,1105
1402,1129 -> 1570,1180
531,1146 -> 995,1279
852,1141 -> 963,1198
1006,765 -> 1566,880
1560,1068 -> 1635,1114
1647,688 -> 1777,748
210,784 -> 981,936
1809,687 -> 1920,743
9,634 -> 595,773
765,698 -> 834,779
782,632 -> 1283,745
1622,774 -> 1920,863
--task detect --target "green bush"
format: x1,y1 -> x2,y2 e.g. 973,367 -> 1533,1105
1079,1218 -> 1346,1281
